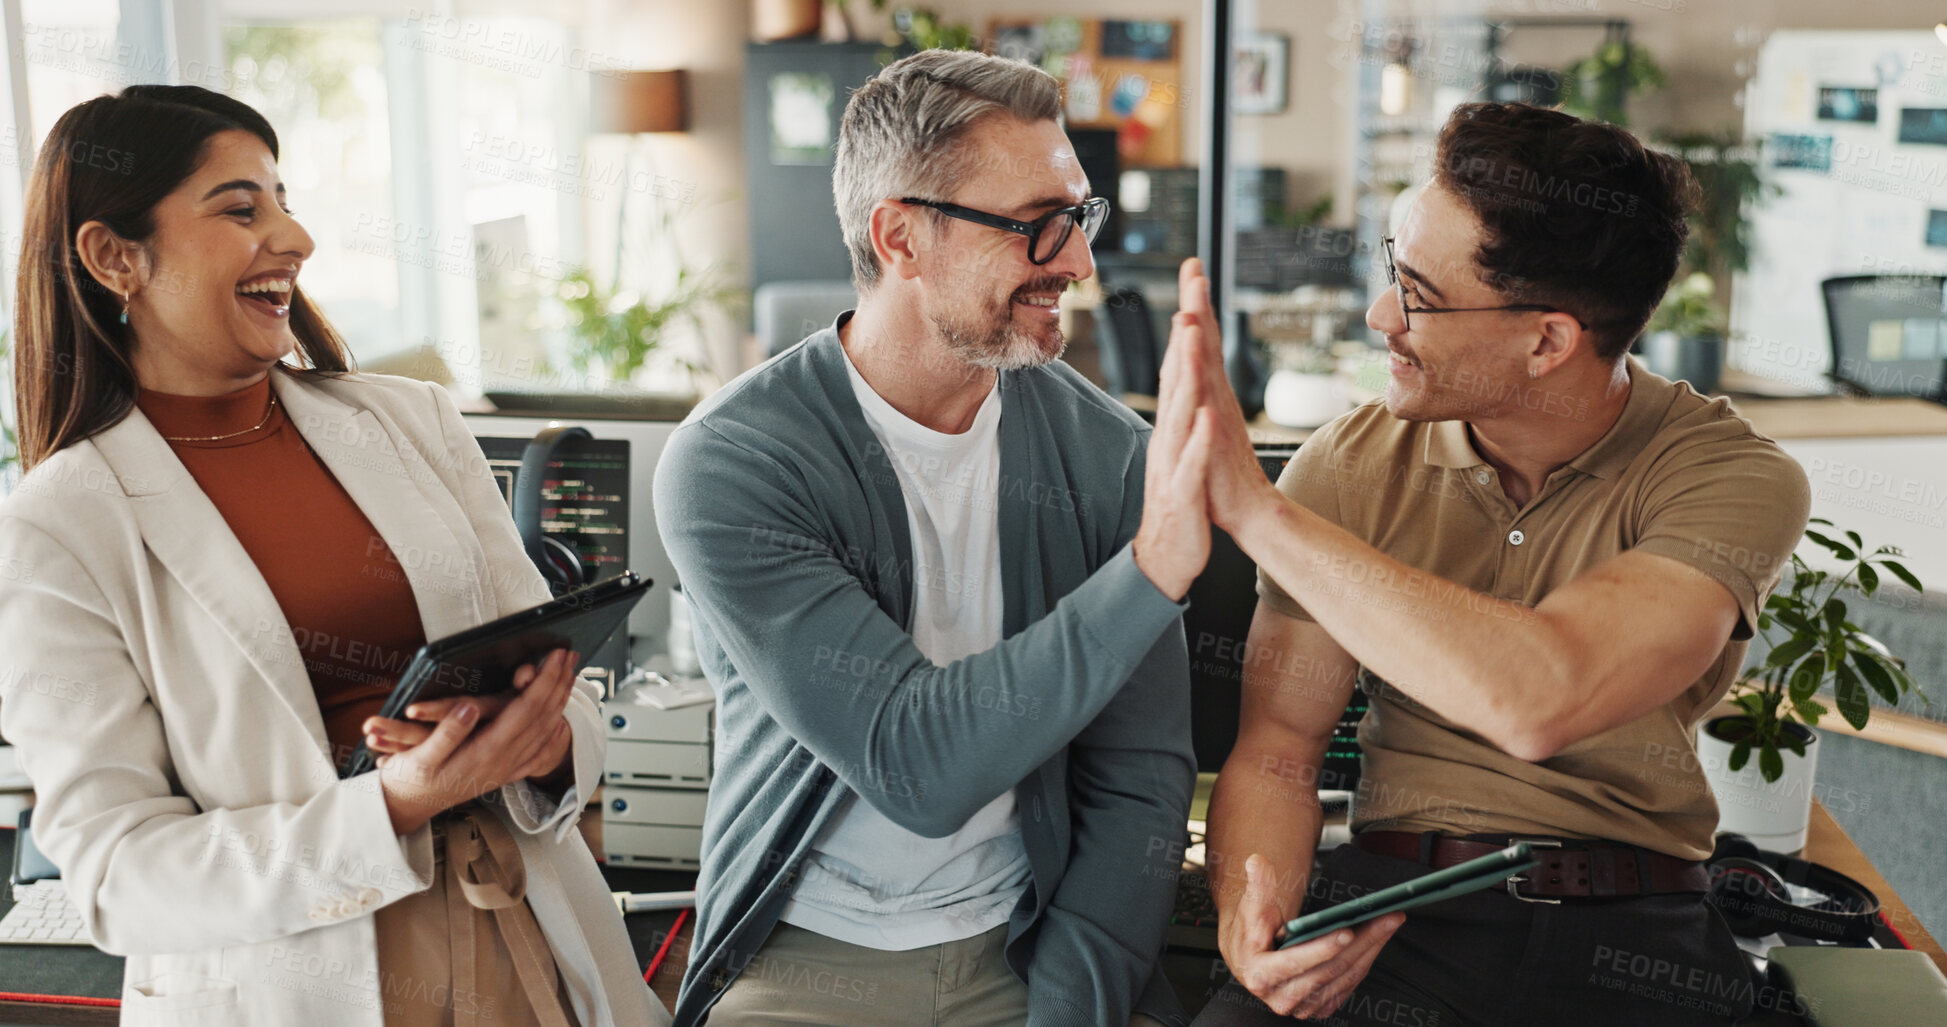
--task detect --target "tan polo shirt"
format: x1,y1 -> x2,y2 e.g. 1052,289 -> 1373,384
1257,361 -> 1811,860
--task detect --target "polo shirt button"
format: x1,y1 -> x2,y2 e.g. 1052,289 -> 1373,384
1476,470 -> 1490,484
1508,530 -> 1526,546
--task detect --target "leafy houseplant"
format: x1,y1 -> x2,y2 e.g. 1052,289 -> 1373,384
1647,271 -> 1725,341
553,266 -> 737,387
825,1 -> 974,52
1717,518 -> 1927,783
1636,136 -> 1776,391
1662,133 -> 1779,286
1559,39 -> 1665,128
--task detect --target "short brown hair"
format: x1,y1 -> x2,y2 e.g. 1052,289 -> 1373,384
13,85 -> 349,471
1433,102 -> 1696,361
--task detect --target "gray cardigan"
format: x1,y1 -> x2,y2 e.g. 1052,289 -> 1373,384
653,318 -> 1196,1027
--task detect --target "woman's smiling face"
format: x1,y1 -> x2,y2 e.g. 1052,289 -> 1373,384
125,129 -> 314,392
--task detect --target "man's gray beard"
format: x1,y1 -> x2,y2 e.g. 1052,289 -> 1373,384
931,299 -> 1066,371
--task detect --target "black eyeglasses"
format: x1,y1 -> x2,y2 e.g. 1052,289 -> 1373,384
1381,236 -> 1576,332
901,196 -> 1110,265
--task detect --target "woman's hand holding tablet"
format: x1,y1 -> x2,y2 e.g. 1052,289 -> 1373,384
374,648 -> 582,836
361,647 -> 577,783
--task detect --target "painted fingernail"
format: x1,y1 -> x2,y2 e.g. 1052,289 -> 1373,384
457,704 -> 477,723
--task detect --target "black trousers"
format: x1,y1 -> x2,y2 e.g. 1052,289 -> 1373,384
1188,840 -> 1763,1027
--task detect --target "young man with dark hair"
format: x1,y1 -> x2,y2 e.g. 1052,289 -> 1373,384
1175,103 -> 1811,1026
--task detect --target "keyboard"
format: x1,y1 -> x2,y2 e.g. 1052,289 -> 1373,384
0,879 -> 90,945
1165,815 -> 1353,955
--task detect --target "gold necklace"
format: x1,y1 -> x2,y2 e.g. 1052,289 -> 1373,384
159,392 -> 279,443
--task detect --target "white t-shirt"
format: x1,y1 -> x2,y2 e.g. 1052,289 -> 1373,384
774,351 -> 1032,951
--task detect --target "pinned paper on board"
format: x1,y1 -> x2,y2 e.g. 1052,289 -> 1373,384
770,73 -> 834,166
1064,56 -> 1103,122
1866,319 -> 1905,361
1902,318 -> 1943,359
1817,86 -> 1878,123
987,16 -> 1183,165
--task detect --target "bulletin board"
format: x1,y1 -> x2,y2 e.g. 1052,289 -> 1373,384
1732,29 -> 1947,386
986,17 -> 1185,166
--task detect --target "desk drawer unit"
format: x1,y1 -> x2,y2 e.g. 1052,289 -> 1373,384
605,703 -> 713,745
605,786 -> 709,827
600,698 -> 714,867
604,740 -> 711,788
604,823 -> 705,870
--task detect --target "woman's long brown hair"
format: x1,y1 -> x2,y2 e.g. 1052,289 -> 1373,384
12,85 -> 350,472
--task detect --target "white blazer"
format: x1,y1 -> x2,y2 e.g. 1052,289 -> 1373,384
0,370 -> 668,1027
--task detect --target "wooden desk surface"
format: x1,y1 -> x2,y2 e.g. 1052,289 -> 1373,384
1236,395 -> 1947,445
1225,395 -> 1947,447
1733,395 -> 1947,439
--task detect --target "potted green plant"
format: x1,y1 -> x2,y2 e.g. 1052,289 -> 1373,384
1260,340 -> 1346,430
551,264 -> 741,413
1559,38 -> 1665,127
1640,271 -> 1726,392
1698,519 -> 1928,851
1637,134 -> 1778,392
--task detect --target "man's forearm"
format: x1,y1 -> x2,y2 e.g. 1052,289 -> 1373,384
1207,744 -> 1323,925
1229,495 -> 1578,759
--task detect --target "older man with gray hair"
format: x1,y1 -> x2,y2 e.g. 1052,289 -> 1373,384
654,49 -> 1212,1027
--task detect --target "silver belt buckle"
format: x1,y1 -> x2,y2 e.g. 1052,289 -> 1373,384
1505,838 -> 1562,904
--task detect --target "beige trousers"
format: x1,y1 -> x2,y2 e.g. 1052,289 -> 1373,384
704,920 -> 1168,1027
373,805 -> 579,1026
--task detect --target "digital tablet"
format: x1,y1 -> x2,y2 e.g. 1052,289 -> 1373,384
1277,842 -> 1538,949
338,572 -> 652,778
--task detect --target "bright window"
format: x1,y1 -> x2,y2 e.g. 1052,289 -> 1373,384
224,21 -> 402,356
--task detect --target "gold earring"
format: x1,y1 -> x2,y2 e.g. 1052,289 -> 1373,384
119,291 -> 130,325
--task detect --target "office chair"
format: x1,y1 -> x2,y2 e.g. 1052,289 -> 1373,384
1097,287 -> 1162,397
753,280 -> 857,358
1820,275 -> 1947,404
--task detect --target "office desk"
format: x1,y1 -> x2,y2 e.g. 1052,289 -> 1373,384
6,806 -> 1936,1023
0,826 -> 697,1026
1804,801 -> 1947,975
1736,396 -> 1947,439
1233,390 -> 1947,446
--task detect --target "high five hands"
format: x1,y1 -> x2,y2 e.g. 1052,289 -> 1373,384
1163,258 -> 1284,539
1129,257 -> 1297,600
1161,258 -> 1404,1015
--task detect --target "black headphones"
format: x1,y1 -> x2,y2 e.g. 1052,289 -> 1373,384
1706,833 -> 1881,944
513,425 -> 592,597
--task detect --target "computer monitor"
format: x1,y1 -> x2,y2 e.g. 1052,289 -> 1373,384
474,434 -> 632,582
472,431 -> 633,688
1067,128 -> 1122,255
461,413 -> 682,663
1182,444 -> 1366,791
1820,275 -> 1947,401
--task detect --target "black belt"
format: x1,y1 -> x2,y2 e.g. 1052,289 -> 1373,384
1353,830 -> 1711,902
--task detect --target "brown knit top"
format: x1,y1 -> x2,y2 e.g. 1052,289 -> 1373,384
136,374 -> 427,765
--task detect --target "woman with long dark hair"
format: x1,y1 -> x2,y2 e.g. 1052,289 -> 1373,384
0,86 -> 665,1027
